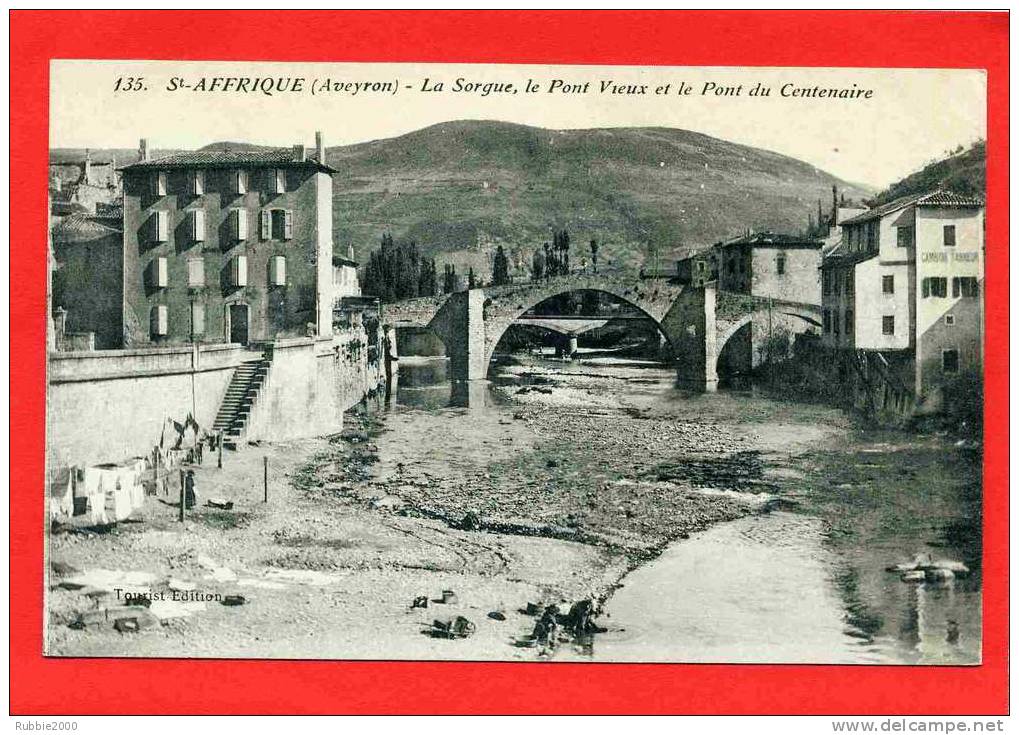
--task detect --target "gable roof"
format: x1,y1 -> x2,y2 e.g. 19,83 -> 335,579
120,148 -> 336,174
841,190 -> 984,226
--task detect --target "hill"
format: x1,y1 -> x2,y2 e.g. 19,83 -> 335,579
52,121 -> 874,272
323,121 -> 871,271
868,141 -> 985,207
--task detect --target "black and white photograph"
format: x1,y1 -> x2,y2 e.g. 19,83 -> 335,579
44,60 -> 986,665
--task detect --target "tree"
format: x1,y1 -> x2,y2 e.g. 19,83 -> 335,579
443,264 -> 457,294
549,229 -> 571,276
418,257 -> 437,297
468,267 -> 477,289
589,239 -> 599,273
492,245 -> 510,286
361,233 -> 425,302
531,246 -> 545,282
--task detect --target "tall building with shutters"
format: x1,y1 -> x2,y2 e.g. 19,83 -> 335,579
819,190 -> 984,401
119,134 -> 336,347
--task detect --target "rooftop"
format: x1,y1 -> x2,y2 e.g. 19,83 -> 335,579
820,249 -> 878,269
51,214 -> 122,244
720,232 -> 822,249
841,190 -> 984,226
120,148 -> 336,174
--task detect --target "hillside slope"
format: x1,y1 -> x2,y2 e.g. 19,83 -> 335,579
52,121 -> 873,272
868,141 -> 985,207
324,121 -> 871,270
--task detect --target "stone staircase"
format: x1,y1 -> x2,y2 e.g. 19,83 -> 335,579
213,356 -> 271,448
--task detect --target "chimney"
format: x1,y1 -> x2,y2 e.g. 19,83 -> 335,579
139,138 -> 150,162
315,131 -> 325,163
293,144 -> 306,162
347,243 -> 355,261
83,148 -> 92,183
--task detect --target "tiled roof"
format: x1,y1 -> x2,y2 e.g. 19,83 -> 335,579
916,190 -> 985,207
120,148 -> 335,173
721,232 -> 822,248
841,190 -> 984,226
51,213 -> 122,243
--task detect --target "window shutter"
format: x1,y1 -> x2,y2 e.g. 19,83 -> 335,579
154,211 -> 169,242
154,256 -> 168,288
270,255 -> 287,286
188,258 -> 205,287
192,210 -> 205,241
231,255 -> 248,287
153,171 -> 167,196
235,170 -> 247,194
261,210 -> 272,240
283,210 -> 293,240
192,170 -> 204,196
151,305 -> 168,336
191,302 -> 205,336
233,209 -> 248,240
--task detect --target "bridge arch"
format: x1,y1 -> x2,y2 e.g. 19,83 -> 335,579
715,305 -> 822,381
483,286 -> 677,376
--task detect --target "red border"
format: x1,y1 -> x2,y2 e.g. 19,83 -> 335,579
10,10 -> 1009,715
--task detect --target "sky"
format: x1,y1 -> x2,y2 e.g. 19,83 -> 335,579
51,61 -> 986,190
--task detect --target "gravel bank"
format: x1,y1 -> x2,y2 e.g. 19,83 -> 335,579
46,357 -> 826,660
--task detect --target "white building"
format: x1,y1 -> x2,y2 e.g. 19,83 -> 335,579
820,190 -> 984,402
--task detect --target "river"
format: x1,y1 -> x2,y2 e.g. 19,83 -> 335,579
387,352 -> 982,665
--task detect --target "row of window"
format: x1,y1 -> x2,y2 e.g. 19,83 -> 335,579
845,221 -> 881,252
147,255 -> 287,289
150,208 -> 294,243
150,168 -> 292,197
150,302 -> 205,337
824,273 -> 977,299
822,309 -> 855,336
848,223 -> 957,252
822,270 -> 855,296
921,276 -> 979,298
824,311 -> 963,338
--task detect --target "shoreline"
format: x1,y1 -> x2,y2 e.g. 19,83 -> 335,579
46,358 -> 846,660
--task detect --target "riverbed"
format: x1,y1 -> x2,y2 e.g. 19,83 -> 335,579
393,352 -> 982,665
46,350 -> 981,664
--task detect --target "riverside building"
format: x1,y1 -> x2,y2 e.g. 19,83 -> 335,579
119,133 -> 336,347
820,190 -> 984,403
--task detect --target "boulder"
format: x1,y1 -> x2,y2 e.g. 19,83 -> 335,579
371,495 -> 405,511
925,568 -> 955,582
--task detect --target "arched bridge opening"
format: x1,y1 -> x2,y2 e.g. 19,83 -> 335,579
714,307 -> 823,387
488,288 -> 676,375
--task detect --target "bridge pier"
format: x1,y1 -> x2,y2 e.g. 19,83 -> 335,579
430,289 -> 487,382
663,284 -> 718,392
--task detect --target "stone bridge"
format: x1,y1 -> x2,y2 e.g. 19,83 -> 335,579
382,273 -> 821,391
